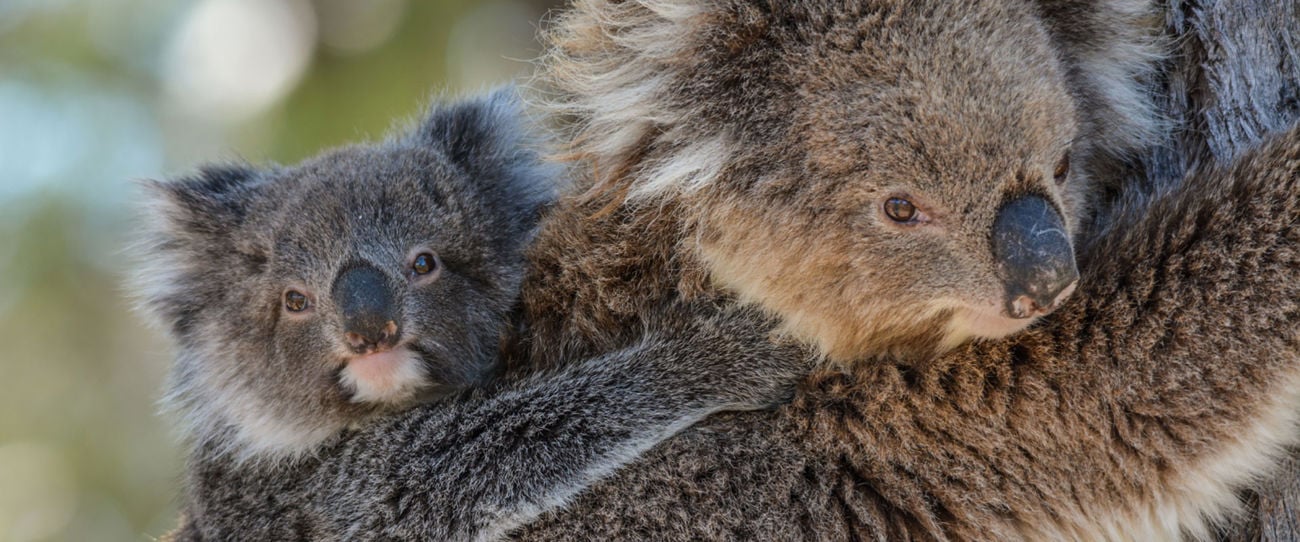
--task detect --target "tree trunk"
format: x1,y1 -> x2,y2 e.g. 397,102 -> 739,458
1143,1 -> 1300,540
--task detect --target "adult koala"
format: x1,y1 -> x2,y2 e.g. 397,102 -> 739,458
172,0 -> 1300,540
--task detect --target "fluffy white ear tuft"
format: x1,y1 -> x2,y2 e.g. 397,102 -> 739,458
128,165 -> 265,337
537,0 -> 732,200
139,164 -> 263,235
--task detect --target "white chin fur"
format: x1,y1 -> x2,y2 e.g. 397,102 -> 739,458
943,305 -> 1037,349
230,409 -> 343,461
338,347 -> 429,404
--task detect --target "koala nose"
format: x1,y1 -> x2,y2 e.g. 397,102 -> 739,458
991,195 -> 1079,319
331,261 -> 403,354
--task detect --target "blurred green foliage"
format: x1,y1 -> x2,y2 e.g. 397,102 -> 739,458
0,1 -> 557,539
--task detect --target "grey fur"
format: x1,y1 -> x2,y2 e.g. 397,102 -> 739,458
134,87 -> 558,461
138,87 -> 810,541
170,304 -> 807,541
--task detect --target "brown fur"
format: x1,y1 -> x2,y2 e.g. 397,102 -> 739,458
526,0 -> 1136,365
500,0 -> 1299,539
512,117 -> 1300,542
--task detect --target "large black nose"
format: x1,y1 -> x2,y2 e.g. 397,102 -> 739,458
991,196 -> 1079,319
331,262 -> 402,354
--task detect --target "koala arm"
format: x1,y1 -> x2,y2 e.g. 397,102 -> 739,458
1138,3 -> 1300,536
176,306 -> 811,542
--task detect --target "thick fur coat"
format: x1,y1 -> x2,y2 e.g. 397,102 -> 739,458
163,0 -> 1300,540
501,4 -> 1294,535
509,123 -> 1300,540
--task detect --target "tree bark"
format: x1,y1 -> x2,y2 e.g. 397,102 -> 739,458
1143,1 -> 1300,540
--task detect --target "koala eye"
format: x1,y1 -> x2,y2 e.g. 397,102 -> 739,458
1053,152 -> 1070,184
411,252 -> 439,277
883,197 -> 919,223
284,290 -> 310,313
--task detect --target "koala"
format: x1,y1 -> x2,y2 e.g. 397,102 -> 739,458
516,1 -> 1300,538
525,0 -> 1162,365
138,89 -> 811,540
135,88 -> 559,460
162,118 -> 1300,540
160,1 -> 1300,541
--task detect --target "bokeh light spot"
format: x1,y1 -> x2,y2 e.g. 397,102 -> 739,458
0,441 -> 78,542
163,0 -> 317,123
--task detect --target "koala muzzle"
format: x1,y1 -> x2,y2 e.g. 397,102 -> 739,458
332,262 -> 403,354
991,196 -> 1079,319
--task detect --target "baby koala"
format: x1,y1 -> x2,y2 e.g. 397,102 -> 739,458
136,87 -> 557,459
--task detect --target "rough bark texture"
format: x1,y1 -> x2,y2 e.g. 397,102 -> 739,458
1250,451 -> 1300,541
1144,2 -> 1300,541
1142,0 -> 1299,182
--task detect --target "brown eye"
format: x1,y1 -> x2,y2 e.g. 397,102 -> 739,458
284,290 -> 310,312
1053,152 -> 1070,184
884,197 -> 918,223
411,253 -> 438,276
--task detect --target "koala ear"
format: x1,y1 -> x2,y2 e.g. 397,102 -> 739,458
415,86 -> 563,231
416,86 -> 529,171
141,164 -> 263,237
133,164 -> 265,338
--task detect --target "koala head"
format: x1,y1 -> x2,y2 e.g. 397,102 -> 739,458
134,88 -> 558,459
543,1 -> 1142,361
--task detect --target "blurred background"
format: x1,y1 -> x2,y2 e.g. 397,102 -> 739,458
0,0 -> 559,539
